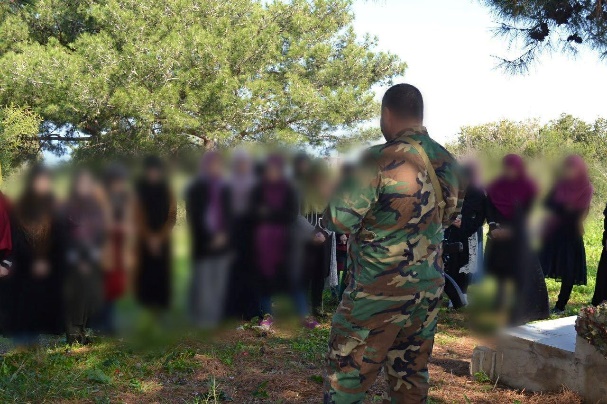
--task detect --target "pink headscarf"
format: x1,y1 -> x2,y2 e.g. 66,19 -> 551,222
487,154 -> 537,220
0,192 -> 11,253
552,155 -> 593,211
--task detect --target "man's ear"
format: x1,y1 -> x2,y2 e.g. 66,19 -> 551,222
381,106 -> 390,121
381,106 -> 391,128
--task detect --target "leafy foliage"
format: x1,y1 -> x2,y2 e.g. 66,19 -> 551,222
447,114 -> 607,207
0,0 -> 405,162
0,105 -> 42,176
483,0 -> 607,73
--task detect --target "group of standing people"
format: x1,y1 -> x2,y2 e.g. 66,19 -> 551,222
444,152 -> 606,321
0,164 -> 133,344
186,150 -> 343,330
0,157 -> 179,344
0,147 -> 604,347
0,149 -> 346,344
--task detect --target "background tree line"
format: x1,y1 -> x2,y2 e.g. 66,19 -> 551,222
448,113 -> 607,211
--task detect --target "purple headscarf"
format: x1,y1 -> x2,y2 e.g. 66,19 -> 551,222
553,155 -> 593,211
487,154 -> 537,220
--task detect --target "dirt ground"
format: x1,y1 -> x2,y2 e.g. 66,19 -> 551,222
104,311 -> 583,404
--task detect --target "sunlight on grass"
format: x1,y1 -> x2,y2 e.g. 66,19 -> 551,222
0,211 -> 603,402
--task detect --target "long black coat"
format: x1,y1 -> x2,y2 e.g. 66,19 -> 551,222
3,213 -> 64,336
540,193 -> 587,286
248,182 -> 298,295
484,201 -> 549,324
592,204 -> 607,306
185,179 -> 232,259
444,185 -> 486,270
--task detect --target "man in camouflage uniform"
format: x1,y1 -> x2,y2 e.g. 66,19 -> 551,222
322,84 -> 465,403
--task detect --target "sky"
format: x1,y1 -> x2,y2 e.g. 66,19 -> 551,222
352,0 -> 607,144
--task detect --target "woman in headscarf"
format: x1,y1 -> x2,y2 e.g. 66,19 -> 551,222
249,154 -> 300,328
0,186 -> 11,273
485,154 -> 548,324
100,163 -> 134,334
186,151 -> 232,328
5,165 -> 64,342
0,172 -> 13,332
60,169 -> 108,344
225,149 -> 257,320
134,156 -> 176,310
443,162 -> 486,309
592,203 -> 607,307
541,155 -> 593,314
300,159 -> 337,321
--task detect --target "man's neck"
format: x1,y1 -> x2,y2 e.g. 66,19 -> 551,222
386,122 -> 425,141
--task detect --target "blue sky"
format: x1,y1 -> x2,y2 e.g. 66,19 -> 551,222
352,0 -> 607,143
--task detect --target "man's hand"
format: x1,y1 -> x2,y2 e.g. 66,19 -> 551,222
452,218 -> 462,228
0,265 -> 9,277
339,234 -> 348,245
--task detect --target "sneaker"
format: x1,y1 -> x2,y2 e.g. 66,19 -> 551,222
259,315 -> 274,330
551,307 -> 565,315
303,316 -> 320,329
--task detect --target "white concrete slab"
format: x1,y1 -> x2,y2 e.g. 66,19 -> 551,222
502,316 -> 576,352
476,316 -> 607,401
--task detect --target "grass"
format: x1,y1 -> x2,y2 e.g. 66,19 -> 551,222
0,215 -> 600,403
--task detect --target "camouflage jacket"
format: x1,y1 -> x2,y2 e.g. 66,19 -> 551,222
323,127 -> 465,297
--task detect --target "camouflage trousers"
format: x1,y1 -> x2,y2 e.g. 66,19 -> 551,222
324,285 -> 443,404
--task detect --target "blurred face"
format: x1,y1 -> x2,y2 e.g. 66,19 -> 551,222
503,165 -> 518,180
295,159 -> 310,177
206,157 -> 223,178
75,172 -> 95,197
316,174 -> 335,201
32,173 -> 52,195
234,158 -> 251,176
145,167 -> 162,183
109,179 -> 127,194
562,158 -> 583,181
265,163 -> 282,182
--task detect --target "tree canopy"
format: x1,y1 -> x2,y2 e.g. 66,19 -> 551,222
0,0 -> 404,164
483,0 -> 607,73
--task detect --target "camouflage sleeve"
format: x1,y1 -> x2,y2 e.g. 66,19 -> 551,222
440,157 -> 466,227
322,154 -> 382,234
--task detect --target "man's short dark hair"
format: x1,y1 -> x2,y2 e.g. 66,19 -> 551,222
381,84 -> 424,121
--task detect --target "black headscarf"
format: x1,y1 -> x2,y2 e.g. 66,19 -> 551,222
15,164 -> 56,255
104,163 -> 130,222
136,156 -> 171,231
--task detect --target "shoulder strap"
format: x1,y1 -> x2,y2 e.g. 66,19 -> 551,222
404,136 -> 446,223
